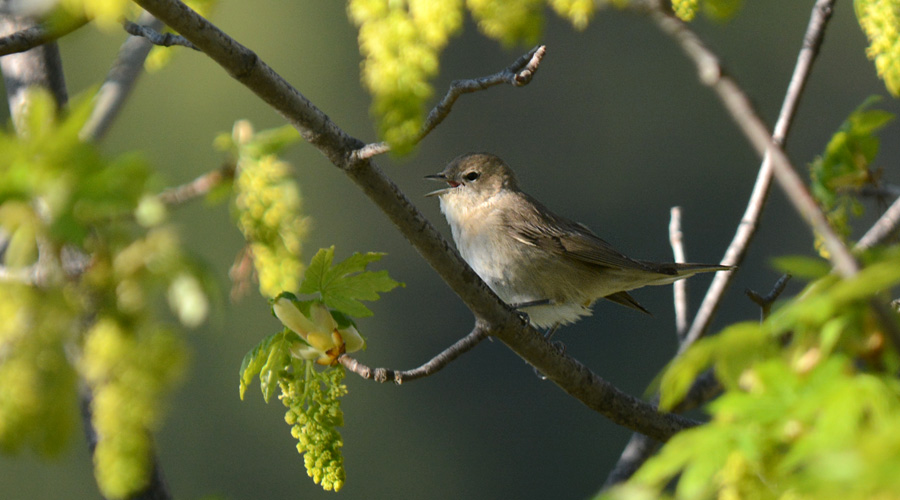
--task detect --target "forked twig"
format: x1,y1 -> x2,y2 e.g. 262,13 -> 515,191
351,45 -> 547,160
123,20 -> 199,50
746,274 -> 792,320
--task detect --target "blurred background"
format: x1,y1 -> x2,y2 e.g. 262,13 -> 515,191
2,1 -> 899,499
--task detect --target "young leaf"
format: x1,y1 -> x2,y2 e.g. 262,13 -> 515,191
299,247 -> 403,318
239,330 -> 297,401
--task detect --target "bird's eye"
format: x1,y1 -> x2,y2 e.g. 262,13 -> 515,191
464,171 -> 480,181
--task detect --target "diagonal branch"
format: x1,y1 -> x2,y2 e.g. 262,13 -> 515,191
133,0 -> 697,443
351,45 -> 547,161
82,12 -> 164,141
856,193 -> 900,251
340,323 -> 489,384
651,5 -> 857,280
653,2 -> 900,354
603,0 -> 838,489
677,0 -> 836,353
0,13 -> 87,57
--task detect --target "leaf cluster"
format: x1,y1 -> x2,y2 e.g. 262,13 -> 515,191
0,89 -> 209,499
604,247 -> 900,499
239,247 -> 400,491
809,96 -> 894,255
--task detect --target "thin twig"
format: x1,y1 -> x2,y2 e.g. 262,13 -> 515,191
157,163 -> 235,206
134,0 -> 697,443
0,14 -> 87,57
340,323 -> 489,384
746,274 -> 792,320
82,12 -> 163,141
0,15 -> 68,129
675,0 -> 837,354
744,274 -> 791,320
669,206 -> 688,339
123,20 -> 199,50
603,0 -> 838,489
856,193 -> 900,251
351,45 -> 547,161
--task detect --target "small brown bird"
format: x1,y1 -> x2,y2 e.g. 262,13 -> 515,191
427,153 -> 731,330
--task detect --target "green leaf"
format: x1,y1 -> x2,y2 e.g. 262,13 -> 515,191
772,255 -> 831,280
299,247 -> 403,318
239,330 -> 298,401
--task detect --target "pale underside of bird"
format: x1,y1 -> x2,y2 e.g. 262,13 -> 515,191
427,153 -> 732,330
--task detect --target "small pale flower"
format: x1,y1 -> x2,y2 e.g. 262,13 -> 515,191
272,295 -> 365,365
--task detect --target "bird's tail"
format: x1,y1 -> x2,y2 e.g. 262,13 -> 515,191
637,261 -> 734,285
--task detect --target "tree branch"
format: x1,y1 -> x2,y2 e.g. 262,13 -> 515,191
340,323 -> 489,384
669,206 -> 688,339
122,19 -> 199,50
351,45 -> 547,161
676,0 -> 837,353
856,193 -> 900,251
0,13 -> 87,57
603,0 -> 839,488
157,163 -> 235,206
82,12 -> 163,141
132,0 -> 697,443
746,274 -> 792,320
651,5 -> 857,279
0,14 -> 67,129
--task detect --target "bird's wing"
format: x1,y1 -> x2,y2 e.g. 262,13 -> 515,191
507,194 -> 676,275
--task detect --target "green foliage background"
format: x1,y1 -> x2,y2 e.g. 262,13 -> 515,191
2,1 -> 900,499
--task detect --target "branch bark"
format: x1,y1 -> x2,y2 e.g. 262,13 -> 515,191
132,0 -> 697,443
82,12 -> 164,141
340,323 -> 489,384
0,13 -> 86,57
603,0 -> 839,488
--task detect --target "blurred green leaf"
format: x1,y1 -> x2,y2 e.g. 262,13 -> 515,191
772,255 -> 831,280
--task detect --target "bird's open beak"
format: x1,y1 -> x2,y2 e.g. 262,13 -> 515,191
424,173 -> 458,197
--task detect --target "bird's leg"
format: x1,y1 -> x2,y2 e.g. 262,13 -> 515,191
543,324 -> 560,341
508,298 -> 551,327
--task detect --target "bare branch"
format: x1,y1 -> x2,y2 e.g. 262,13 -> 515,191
746,274 -> 792,320
604,0 -> 838,488
133,0 -> 697,443
669,206 -> 688,339
340,323 -> 489,384
123,19 -> 199,50
0,13 -> 86,57
0,15 -> 67,128
421,44 -> 545,139
82,12 -> 163,141
352,45 -> 547,161
676,0 -> 838,353
157,163 -> 235,206
856,193 -> 900,251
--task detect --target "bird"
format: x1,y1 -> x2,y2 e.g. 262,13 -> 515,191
426,152 -> 732,332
